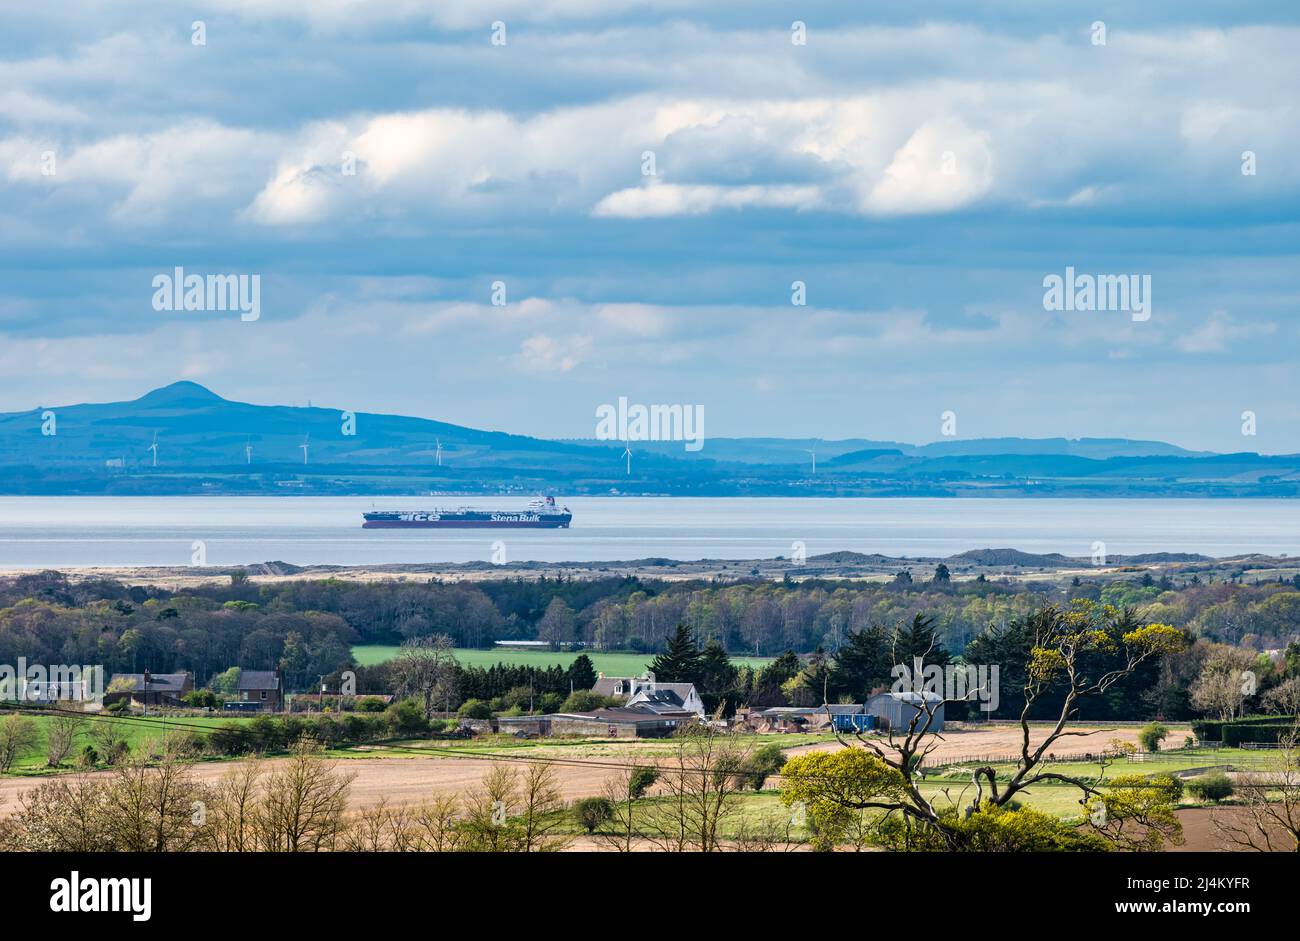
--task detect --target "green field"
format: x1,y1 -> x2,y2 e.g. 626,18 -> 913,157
931,747 -> 1274,783
2,713 -> 247,776
351,645 -> 773,673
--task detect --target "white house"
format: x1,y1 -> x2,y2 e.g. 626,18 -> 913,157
593,671 -> 705,718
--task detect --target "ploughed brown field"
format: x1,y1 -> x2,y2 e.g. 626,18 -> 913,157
0,724 -> 1149,818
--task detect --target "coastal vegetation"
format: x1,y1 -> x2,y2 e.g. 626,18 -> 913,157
2,568 -> 1298,723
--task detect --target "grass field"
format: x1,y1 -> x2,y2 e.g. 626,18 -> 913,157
2,713 -> 247,776
931,747 -> 1275,783
351,645 -> 773,673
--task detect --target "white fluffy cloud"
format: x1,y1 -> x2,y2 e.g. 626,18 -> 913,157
4,22 -> 1298,232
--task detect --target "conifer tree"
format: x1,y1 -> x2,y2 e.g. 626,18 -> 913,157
649,623 -> 704,686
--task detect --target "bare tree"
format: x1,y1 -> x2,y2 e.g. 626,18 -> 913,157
0,714 -> 39,774
460,764 -> 526,852
597,765 -> 657,852
391,634 -> 459,719
204,761 -> 264,852
1262,676 -> 1300,716
101,756 -> 212,852
643,722 -> 753,852
45,713 -> 87,768
4,754 -> 210,852
255,743 -> 356,851
409,793 -> 464,851
0,774 -> 115,851
518,761 -> 572,852
340,797 -> 416,851
1214,723 -> 1300,852
1189,646 -> 1256,721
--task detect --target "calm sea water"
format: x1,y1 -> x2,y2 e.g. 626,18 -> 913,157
0,496 -> 1296,568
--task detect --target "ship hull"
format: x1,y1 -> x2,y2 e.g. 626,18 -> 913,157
363,517 -> 571,529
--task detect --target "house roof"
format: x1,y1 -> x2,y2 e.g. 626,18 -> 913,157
632,689 -> 685,708
111,673 -> 189,693
237,670 -> 280,691
557,707 -> 687,725
595,676 -> 699,701
818,704 -> 865,715
631,702 -> 696,717
867,691 -> 944,703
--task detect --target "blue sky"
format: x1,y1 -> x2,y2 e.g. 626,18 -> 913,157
2,1 -> 1297,452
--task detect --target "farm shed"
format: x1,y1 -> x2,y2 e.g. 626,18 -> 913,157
550,706 -> 695,738
497,715 -> 552,736
865,692 -> 944,733
745,707 -> 821,733
817,704 -> 877,733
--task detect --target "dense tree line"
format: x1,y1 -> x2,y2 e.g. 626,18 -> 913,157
2,570 -> 1298,716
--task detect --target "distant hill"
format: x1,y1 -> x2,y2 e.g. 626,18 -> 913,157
908,437 -> 1210,459
950,548 -> 1075,568
1,382 -> 1297,497
1,380 -> 629,470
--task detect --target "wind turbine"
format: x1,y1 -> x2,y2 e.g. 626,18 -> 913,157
804,448 -> 817,474
435,438 -> 443,467
622,442 -> 632,476
300,435 -> 309,465
244,437 -> 253,465
148,433 -> 158,468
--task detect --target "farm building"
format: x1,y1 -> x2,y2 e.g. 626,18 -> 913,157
624,684 -> 704,718
865,692 -> 944,733
741,706 -> 822,733
495,639 -> 585,651
554,707 -> 694,738
496,715 -> 552,736
594,672 -> 705,717
816,703 -> 878,733
106,671 -> 193,707
499,706 -> 697,738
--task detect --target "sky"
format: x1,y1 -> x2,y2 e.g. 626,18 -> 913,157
1,1 -> 1298,452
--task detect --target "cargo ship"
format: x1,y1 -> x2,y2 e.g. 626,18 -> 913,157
362,496 -> 572,529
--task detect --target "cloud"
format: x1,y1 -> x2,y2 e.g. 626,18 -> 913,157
513,333 -> 593,374
2,10 -> 1299,450
1176,311 -> 1276,354
863,118 -> 993,214
592,181 -> 824,217
5,23 -> 1299,234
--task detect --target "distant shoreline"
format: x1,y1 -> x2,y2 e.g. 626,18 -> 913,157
4,548 -> 1296,590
